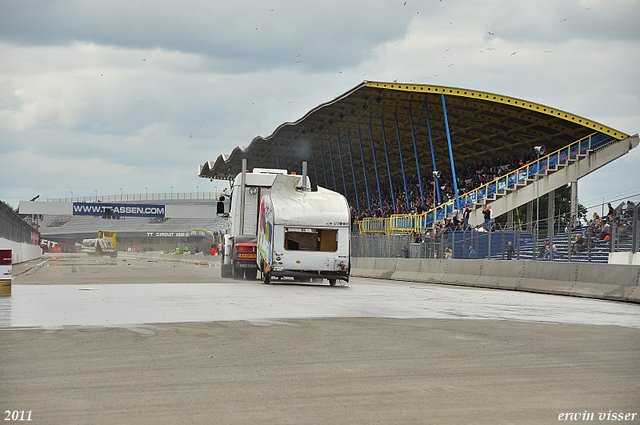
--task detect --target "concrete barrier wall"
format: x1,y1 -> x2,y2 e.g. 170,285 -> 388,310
0,238 -> 42,264
351,257 -> 640,304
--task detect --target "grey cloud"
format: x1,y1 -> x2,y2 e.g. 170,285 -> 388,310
0,0 -> 415,72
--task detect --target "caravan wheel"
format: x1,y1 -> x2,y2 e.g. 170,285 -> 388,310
329,279 -> 336,286
263,272 -> 271,285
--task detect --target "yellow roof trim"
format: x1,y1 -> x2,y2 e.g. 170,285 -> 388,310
364,81 -> 629,140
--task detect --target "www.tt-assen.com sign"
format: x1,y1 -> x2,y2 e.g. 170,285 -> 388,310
73,203 -> 165,217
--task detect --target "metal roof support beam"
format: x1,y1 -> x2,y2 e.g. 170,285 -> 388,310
408,107 -> 425,208
441,94 -> 461,211
424,100 -> 441,204
327,139 -> 338,191
346,132 -> 360,212
320,143 -> 329,188
278,157 -> 282,169
311,147 -> 320,188
394,113 -> 410,212
357,128 -> 371,212
369,123 -> 384,214
381,117 -> 396,212
336,134 -> 349,198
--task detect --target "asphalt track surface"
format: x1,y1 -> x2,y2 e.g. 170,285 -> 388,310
1,254 -> 639,424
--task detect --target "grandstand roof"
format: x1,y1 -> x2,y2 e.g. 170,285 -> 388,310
198,80 -> 629,186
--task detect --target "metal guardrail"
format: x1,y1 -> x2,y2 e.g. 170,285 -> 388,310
46,192 -> 219,203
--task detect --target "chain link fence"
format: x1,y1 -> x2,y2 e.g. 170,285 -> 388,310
352,205 -> 640,263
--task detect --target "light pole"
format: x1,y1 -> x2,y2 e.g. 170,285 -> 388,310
70,191 -> 73,201
171,186 -> 173,199
120,188 -> 123,199
95,189 -> 97,201
534,145 -> 545,260
145,187 -> 148,200
197,185 -> 199,198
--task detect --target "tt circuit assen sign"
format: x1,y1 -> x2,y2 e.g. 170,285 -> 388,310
72,202 -> 165,218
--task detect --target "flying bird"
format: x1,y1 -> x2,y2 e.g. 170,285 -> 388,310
404,1 -> 407,5
560,18 -> 568,22
510,51 -> 517,56
487,31 -> 494,35
543,50 -> 552,53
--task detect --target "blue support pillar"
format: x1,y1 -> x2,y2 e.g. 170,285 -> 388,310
424,101 -> 441,204
357,128 -> 371,212
278,157 -> 282,169
381,118 -> 396,213
394,113 -> 410,213
408,108 -> 425,208
346,132 -> 360,212
369,123 -> 384,214
441,94 -> 461,211
320,143 -> 328,188
327,139 -> 338,191
336,135 -> 348,198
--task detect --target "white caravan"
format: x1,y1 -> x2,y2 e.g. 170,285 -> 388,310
256,174 -> 350,285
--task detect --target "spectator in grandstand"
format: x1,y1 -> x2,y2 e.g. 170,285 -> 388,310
468,245 -> 476,259
572,234 -> 585,253
444,246 -> 452,259
623,200 -> 635,218
601,221 -> 611,241
506,241 -> 514,260
607,203 -> 615,221
570,215 -> 581,230
482,205 -> 493,231
462,206 -> 470,230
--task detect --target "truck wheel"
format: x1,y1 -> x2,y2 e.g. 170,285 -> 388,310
329,279 -> 336,286
263,272 -> 271,285
233,267 -> 244,280
245,269 -> 257,280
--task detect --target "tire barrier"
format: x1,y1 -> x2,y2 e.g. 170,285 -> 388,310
351,257 -> 640,303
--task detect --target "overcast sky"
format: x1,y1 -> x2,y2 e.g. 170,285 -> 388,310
1,0 -> 639,219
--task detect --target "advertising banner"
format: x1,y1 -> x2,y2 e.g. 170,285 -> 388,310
72,203 -> 165,217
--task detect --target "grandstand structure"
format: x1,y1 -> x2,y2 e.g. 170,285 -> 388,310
199,81 -> 638,236
21,195 -> 229,254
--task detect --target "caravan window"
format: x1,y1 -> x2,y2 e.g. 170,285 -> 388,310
284,228 -> 337,252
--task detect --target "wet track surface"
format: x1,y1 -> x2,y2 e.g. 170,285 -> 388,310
2,254 -> 639,425
2,254 -> 639,329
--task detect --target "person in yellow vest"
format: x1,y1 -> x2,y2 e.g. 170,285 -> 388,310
182,246 -> 188,253
175,247 -> 180,254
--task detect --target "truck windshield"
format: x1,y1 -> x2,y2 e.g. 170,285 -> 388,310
284,228 -> 337,252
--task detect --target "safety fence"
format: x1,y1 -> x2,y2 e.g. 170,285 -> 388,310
0,202 -> 40,245
356,132 -> 614,233
352,205 -> 640,263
